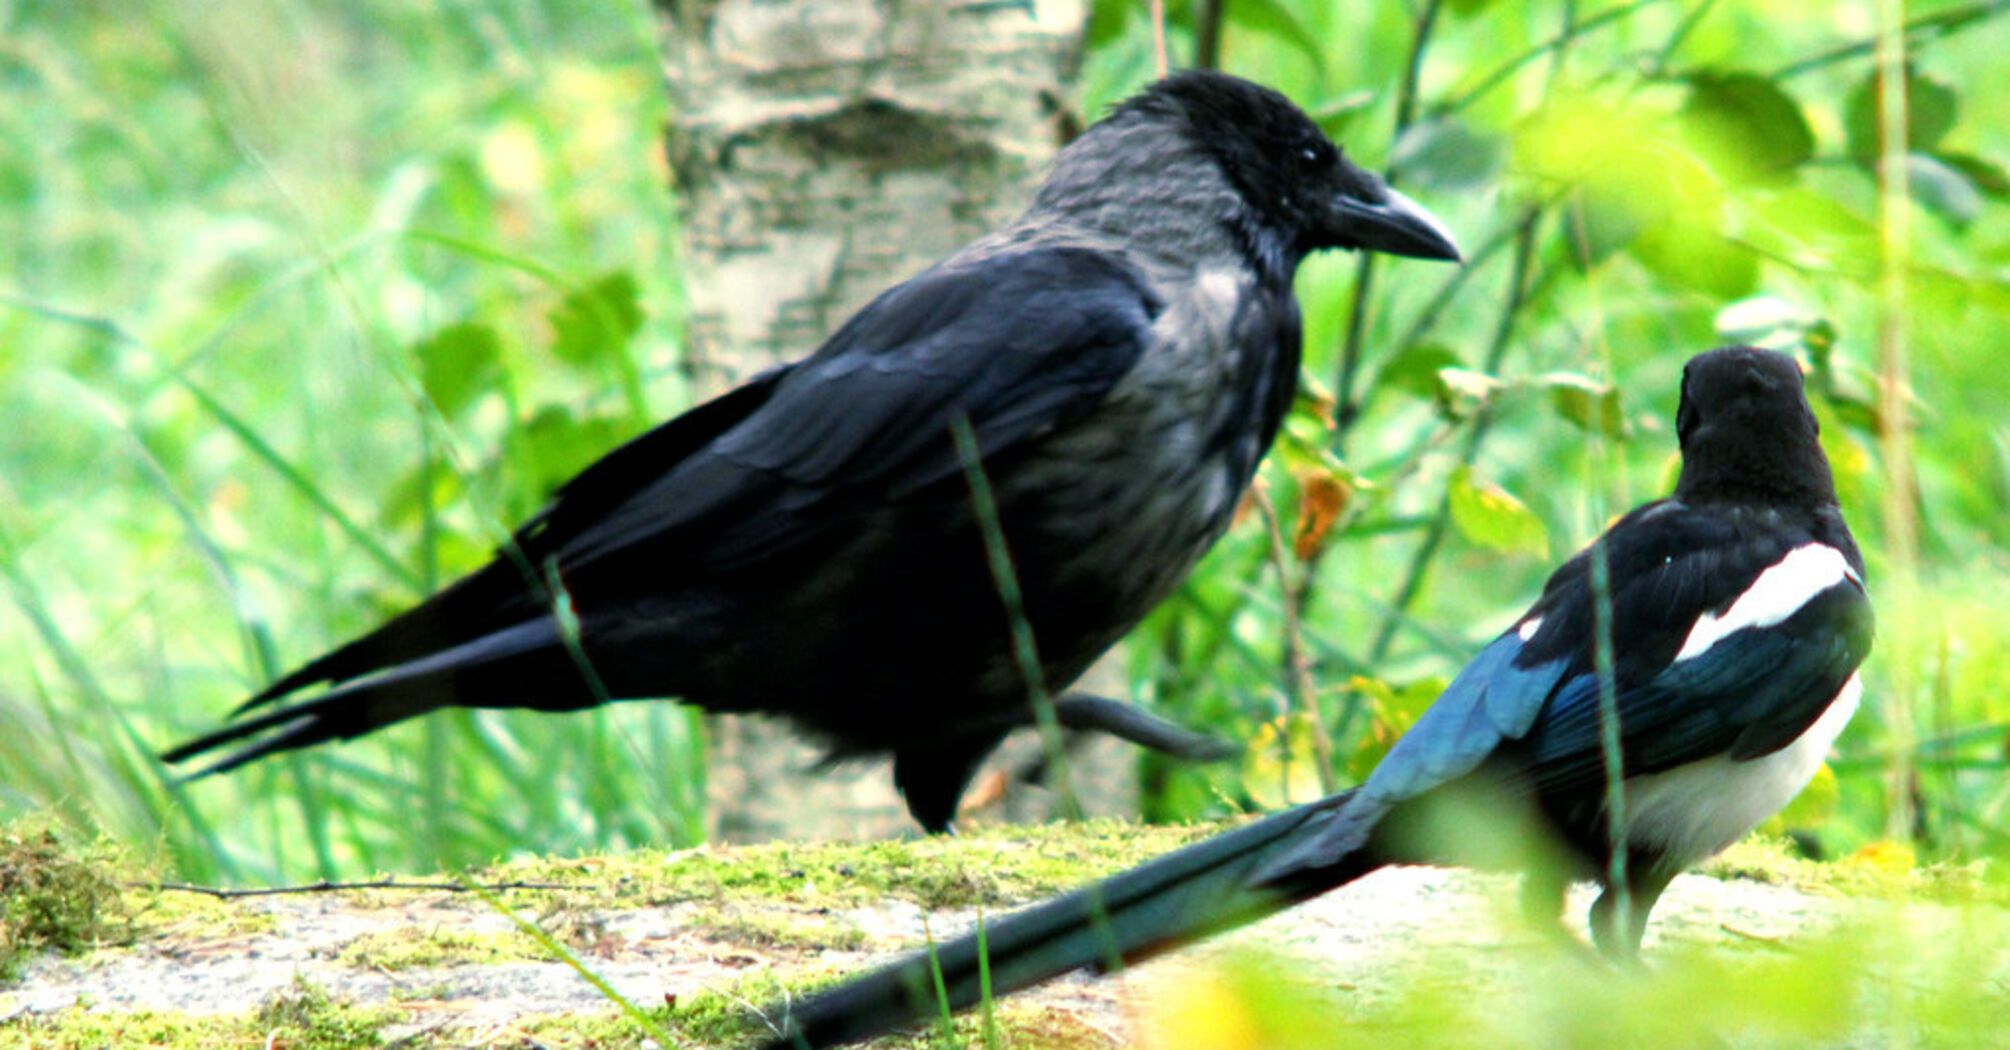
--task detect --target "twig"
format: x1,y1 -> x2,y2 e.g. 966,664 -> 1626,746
1150,0 -> 1169,76
146,876 -> 571,899
460,876 -> 682,1048
1873,0 -> 1921,845
1195,0 -> 1226,70
1251,484 -> 1336,793
1429,0 -> 1663,118
1770,0 -> 2010,79
1718,923 -> 1793,951
1332,0 -> 1442,451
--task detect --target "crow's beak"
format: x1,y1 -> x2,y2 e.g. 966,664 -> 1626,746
1334,185 -> 1462,262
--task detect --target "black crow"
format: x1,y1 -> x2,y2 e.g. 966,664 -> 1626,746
162,71 -> 1462,832
757,346 -> 1875,1047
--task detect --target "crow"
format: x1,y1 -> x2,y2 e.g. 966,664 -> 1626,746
757,346 -> 1875,1047
163,71 -> 1462,832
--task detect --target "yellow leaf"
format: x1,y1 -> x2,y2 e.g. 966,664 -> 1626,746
1291,468 -> 1351,560
1845,840 -> 1917,876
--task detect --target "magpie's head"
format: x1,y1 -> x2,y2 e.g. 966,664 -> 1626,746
1674,346 -> 1835,506
1043,72 -> 1461,270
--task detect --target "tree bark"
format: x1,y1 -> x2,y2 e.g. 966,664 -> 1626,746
654,0 -> 1112,842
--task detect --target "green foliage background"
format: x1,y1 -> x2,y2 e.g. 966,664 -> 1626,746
2,0 -> 2007,894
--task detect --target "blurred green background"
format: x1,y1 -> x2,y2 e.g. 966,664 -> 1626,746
2,0 -> 2007,894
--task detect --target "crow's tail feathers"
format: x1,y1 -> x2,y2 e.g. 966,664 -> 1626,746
230,558 -> 552,716
756,790 -> 1385,1050
161,618 -> 569,777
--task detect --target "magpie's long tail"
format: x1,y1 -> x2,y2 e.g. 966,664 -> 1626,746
756,790 -> 1387,1050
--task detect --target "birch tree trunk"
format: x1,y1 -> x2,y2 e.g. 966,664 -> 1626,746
654,0 -> 1122,842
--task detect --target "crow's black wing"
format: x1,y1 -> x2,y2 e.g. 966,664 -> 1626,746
548,245 -> 1162,575
224,246 -> 1158,711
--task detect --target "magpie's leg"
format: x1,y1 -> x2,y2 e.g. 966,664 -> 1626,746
1521,866 -> 1603,961
1589,864 -> 1678,962
893,731 -> 1008,834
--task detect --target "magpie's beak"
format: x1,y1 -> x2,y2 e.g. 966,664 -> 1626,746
1334,185 -> 1462,262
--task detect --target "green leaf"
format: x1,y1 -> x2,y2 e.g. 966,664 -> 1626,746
412,321 -> 502,418
1444,0 -> 1498,15
1448,465 -> 1547,556
1085,0 -> 1134,48
1679,72 -> 1814,185
1936,151 -> 2010,198
1308,90 -> 1376,140
509,407 -> 628,507
1908,153 -> 1984,226
1391,118 -> 1505,192
1844,65 -> 1958,158
1376,343 -> 1462,400
1542,372 -> 1626,439
1433,367 -> 1501,422
1554,189 -> 1641,270
1630,220 -> 1758,299
550,271 -> 644,369
1715,295 -> 1815,349
1225,0 -> 1326,73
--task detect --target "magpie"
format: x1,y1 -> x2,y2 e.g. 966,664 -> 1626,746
757,345 -> 1874,1048
161,71 -> 1463,832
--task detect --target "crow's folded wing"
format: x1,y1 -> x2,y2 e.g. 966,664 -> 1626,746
541,245 -> 1163,576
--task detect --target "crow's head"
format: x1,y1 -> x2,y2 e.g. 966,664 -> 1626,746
1121,71 -> 1461,264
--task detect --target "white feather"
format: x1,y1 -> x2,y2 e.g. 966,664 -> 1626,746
1675,544 -> 1859,662
1623,673 -> 1862,867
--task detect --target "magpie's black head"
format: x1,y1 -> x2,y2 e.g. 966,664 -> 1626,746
1674,346 -> 1837,507
1110,71 -> 1462,264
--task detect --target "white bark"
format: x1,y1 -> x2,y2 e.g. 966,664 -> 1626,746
654,0 -> 1098,842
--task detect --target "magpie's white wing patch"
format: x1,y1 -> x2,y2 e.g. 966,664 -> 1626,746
1674,543 -> 1861,663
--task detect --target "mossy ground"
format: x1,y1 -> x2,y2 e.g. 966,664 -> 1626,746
0,824 -> 131,981
3,817 -> 2003,1049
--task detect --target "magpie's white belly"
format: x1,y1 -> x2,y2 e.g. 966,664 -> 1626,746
1623,673 -> 1861,866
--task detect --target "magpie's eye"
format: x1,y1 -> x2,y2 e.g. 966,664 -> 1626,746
1299,141 -> 1336,168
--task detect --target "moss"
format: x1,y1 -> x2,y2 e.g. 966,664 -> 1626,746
503,968 -> 1117,1050
688,903 -> 870,952
253,978 -> 401,1049
484,819 -> 1224,915
0,824 -> 130,980
5,979 -> 400,1050
1703,836 -> 2005,906
338,926 -> 548,970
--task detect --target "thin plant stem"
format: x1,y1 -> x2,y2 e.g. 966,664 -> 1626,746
949,415 -> 1080,822
1770,0 -> 2010,80
1251,484 -> 1335,793
1873,0 -> 1921,842
460,876 -> 681,1048
1196,0 -> 1225,69
1430,0 -> 1663,118
1333,0 -> 1442,451
1367,209 -> 1543,664
1150,0 -> 1170,76
1587,538 -> 1630,941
